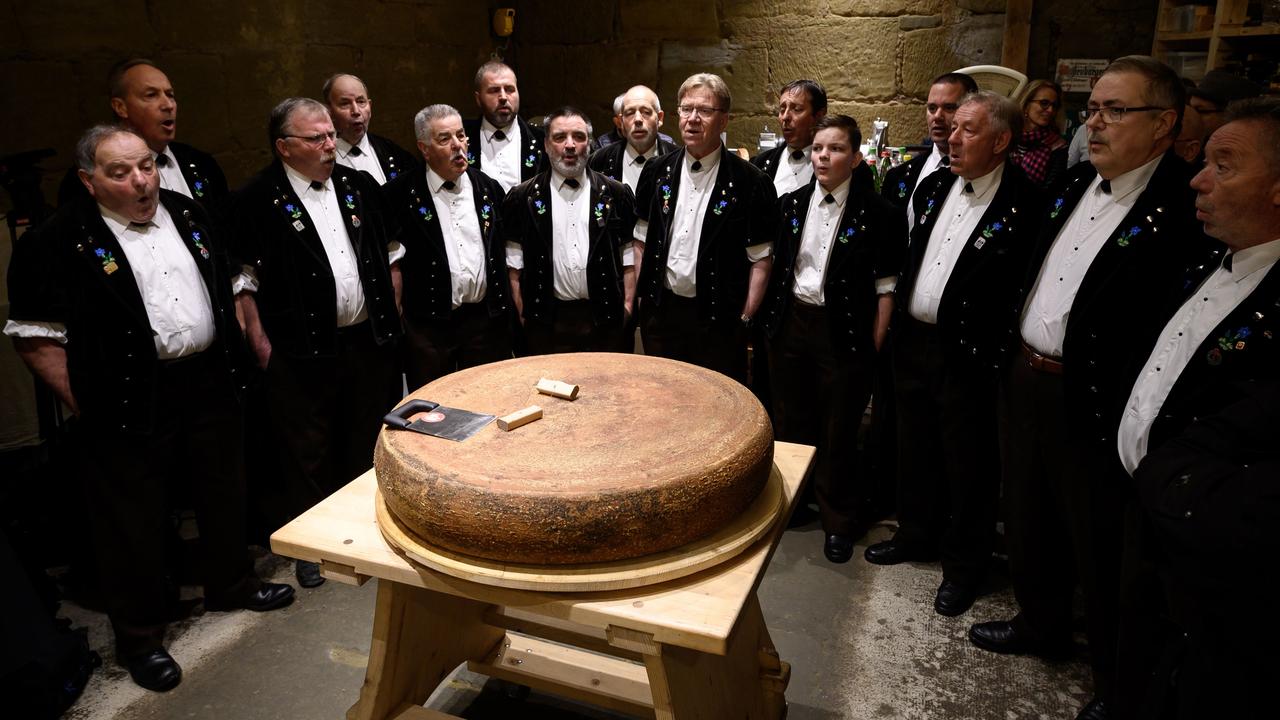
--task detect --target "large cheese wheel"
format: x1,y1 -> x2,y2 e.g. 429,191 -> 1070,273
375,353 -> 774,565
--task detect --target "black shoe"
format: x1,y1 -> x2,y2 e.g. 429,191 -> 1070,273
933,579 -> 977,617
1075,698 -> 1108,720
124,648 -> 182,692
969,620 -> 1071,659
864,539 -> 935,566
295,560 -> 325,588
206,582 -> 295,612
823,534 -> 855,563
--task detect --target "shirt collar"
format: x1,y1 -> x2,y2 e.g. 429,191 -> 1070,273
426,167 -> 464,195
99,202 -> 167,236
624,142 -> 656,163
964,161 -> 1005,201
684,145 -> 722,174
284,162 -> 329,195
152,145 -> 178,167
930,143 -> 946,162
481,118 -> 516,142
1095,154 -> 1162,202
817,177 -> 851,209
335,133 -> 371,159
786,145 -> 812,164
551,168 -> 586,193
1226,237 -> 1280,282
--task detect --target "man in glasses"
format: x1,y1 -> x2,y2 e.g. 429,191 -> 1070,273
58,59 -> 228,212
968,56 -> 1215,720
384,104 -> 512,388
463,61 -> 545,192
881,72 -> 978,228
323,73 -> 416,185
229,98 -> 404,590
1186,69 -> 1261,145
587,85 -> 677,192
632,73 -> 777,383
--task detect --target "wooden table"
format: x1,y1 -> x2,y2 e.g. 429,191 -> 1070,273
271,441 -> 814,720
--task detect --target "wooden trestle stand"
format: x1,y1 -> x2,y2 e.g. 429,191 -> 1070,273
270,441 -> 815,720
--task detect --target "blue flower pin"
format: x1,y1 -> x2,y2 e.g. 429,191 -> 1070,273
344,194 -> 356,210
1116,225 -> 1141,247
534,199 -> 546,215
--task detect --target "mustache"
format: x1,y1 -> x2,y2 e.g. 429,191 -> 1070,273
1087,132 -> 1108,145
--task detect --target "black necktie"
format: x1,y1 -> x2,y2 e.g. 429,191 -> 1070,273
691,160 -> 703,173
790,149 -> 804,161
441,180 -> 456,191
310,180 -> 324,191
154,153 -> 169,167
493,129 -> 507,142
348,145 -> 363,156
1100,179 -> 1112,194
939,155 -> 950,167
564,177 -> 580,190
635,155 -> 647,166
822,193 -> 835,204
963,182 -> 975,194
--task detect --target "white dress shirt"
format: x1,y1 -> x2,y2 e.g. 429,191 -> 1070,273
1020,156 -> 1162,356
1117,238 -> 1280,476
154,145 -> 193,198
5,204 -> 219,359
792,179 -> 849,305
336,134 -> 387,185
427,168 -> 487,307
906,144 -> 947,232
907,163 -> 1004,323
284,164 -> 367,327
771,145 -> 813,197
622,142 -> 659,192
547,171 -> 592,300
479,118 -> 522,192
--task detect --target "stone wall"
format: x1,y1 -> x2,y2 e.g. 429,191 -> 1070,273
1,0 -> 1157,207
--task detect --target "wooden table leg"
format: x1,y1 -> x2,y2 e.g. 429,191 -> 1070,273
609,594 -> 789,719
347,579 -> 505,720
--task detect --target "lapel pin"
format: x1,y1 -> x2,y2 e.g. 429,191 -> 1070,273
293,220 -> 306,232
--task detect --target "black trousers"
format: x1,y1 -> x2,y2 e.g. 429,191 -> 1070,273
891,317 -> 1000,587
767,301 -> 875,536
640,290 -> 747,384
1000,347 -> 1129,704
403,302 -> 512,389
266,323 -> 398,517
81,350 -> 255,659
524,299 -> 626,355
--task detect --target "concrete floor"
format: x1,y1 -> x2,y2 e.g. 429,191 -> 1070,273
58,512 -> 1093,720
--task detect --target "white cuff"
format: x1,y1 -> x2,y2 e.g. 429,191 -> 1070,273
387,240 -> 406,265
632,218 -> 649,244
3,319 -> 68,344
875,275 -> 898,294
233,265 -> 259,295
746,241 -> 774,262
505,241 -> 524,270
621,241 -> 636,267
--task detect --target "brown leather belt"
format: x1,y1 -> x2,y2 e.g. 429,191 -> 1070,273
1021,341 -> 1064,375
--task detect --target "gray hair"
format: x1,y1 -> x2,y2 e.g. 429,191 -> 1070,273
268,97 -> 330,153
321,73 -> 366,104
612,93 -> 625,116
678,73 -> 732,114
413,104 -> 462,143
543,106 -> 594,138
959,90 -> 1023,139
75,124 -> 144,173
1103,55 -> 1186,137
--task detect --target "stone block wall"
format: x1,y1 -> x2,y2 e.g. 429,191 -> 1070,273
1,0 -> 1157,208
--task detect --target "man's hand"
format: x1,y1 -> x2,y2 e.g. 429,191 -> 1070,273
235,292 -> 272,369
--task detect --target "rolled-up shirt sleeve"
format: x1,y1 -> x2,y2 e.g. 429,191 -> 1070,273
875,275 -> 898,294
746,241 -> 774,262
232,264 -> 259,294
387,240 -> 406,265
632,218 -> 649,244
3,319 -> 68,343
505,240 -> 524,270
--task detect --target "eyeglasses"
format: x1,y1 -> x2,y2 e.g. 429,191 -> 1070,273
284,131 -> 337,145
1032,99 -> 1060,110
1079,106 -> 1167,124
676,105 -> 725,119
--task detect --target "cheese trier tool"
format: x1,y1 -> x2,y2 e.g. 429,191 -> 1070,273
381,399 -> 495,442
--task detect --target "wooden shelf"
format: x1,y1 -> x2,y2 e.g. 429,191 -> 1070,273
1217,23 -> 1280,38
1156,30 -> 1214,41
